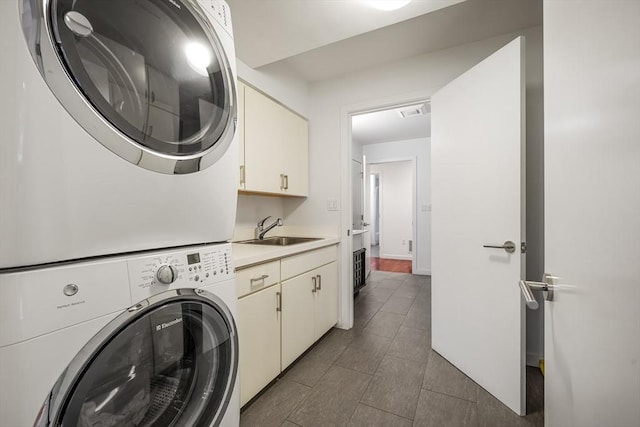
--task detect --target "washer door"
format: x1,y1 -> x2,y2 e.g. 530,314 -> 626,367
23,0 -> 236,174
36,289 -> 237,427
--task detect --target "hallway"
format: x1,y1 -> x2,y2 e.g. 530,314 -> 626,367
240,271 -> 543,426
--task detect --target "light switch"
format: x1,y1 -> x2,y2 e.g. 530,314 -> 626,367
327,198 -> 339,211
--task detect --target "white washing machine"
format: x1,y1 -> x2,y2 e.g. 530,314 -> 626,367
0,243 -> 239,426
0,0 -> 239,269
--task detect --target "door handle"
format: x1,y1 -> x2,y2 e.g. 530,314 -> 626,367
519,273 -> 558,310
483,240 -> 516,253
250,274 -> 269,285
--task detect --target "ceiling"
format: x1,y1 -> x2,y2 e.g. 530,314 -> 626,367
352,103 -> 431,145
225,0 -> 465,70
226,0 -> 542,83
225,0 -> 541,145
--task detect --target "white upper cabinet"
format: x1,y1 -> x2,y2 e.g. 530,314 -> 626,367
237,81 -> 245,190
240,82 -> 309,197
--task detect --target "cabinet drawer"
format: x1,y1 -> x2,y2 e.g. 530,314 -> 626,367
281,245 -> 338,281
236,260 -> 280,298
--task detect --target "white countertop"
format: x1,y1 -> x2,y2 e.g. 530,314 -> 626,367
232,237 -> 340,269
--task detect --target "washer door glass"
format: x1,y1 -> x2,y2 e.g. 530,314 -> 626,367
56,298 -> 235,426
50,0 -> 232,156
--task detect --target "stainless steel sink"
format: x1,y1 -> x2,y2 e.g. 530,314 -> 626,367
237,236 -> 322,246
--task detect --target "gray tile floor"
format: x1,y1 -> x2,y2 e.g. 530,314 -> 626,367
240,271 -> 544,427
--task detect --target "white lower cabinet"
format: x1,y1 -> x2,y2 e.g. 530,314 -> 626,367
281,261 -> 338,369
237,284 -> 281,407
281,269 -> 318,369
312,262 -> 339,339
236,245 -> 338,406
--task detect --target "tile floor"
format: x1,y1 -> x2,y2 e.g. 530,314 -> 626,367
240,271 -> 544,427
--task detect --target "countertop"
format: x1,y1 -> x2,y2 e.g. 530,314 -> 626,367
232,236 -> 340,269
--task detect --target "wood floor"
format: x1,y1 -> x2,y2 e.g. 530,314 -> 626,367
371,257 -> 412,273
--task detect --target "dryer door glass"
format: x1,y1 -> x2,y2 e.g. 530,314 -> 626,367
49,0 -> 233,156
54,298 -> 236,426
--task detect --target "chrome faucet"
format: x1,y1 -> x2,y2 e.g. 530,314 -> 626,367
256,216 -> 283,240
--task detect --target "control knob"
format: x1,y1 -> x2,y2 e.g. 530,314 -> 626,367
156,264 -> 178,285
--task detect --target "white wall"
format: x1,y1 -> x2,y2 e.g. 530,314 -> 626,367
237,59 -> 310,117
233,195 -> 285,240
370,161 -> 413,260
364,138 -> 430,273
282,26 -> 544,360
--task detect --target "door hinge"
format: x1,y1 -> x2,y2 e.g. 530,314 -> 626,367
521,242 -> 527,254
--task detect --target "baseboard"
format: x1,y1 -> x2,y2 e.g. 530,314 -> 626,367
526,352 -> 543,367
413,269 -> 431,276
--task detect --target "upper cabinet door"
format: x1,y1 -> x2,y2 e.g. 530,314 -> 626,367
243,85 -> 285,194
237,81 -> 246,190
242,85 -> 309,197
280,108 -> 309,197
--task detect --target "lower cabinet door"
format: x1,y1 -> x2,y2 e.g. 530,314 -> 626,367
238,285 -> 281,406
313,262 -> 339,339
281,271 -> 316,369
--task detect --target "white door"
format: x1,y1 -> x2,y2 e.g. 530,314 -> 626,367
362,155 -> 372,277
431,37 -> 526,415
352,159 -> 363,230
544,2 -> 640,426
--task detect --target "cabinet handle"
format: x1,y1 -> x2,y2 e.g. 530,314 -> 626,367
312,276 -> 317,293
240,165 -> 245,185
250,274 -> 269,285
284,174 -> 289,190
280,174 -> 285,190
317,274 -> 322,290
276,291 -> 282,312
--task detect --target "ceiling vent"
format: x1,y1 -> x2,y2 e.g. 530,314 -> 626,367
397,103 -> 426,118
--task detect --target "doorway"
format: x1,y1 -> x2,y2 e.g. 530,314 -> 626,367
369,160 -> 414,274
350,101 -> 430,277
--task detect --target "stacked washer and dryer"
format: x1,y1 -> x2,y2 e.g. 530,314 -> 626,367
0,0 -> 241,425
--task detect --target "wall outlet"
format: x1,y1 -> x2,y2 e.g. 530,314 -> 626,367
327,198 -> 339,211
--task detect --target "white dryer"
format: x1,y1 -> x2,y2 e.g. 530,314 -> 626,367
0,0 -> 239,269
0,243 -> 239,426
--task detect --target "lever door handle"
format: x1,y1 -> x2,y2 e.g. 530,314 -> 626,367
483,240 -> 516,253
519,274 -> 558,310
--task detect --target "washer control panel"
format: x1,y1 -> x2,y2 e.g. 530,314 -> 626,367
128,244 -> 234,302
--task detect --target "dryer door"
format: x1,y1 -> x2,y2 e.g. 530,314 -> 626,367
24,0 -> 236,174
35,289 -> 238,427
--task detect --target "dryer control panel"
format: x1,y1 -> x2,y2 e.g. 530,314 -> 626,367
128,243 -> 234,302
